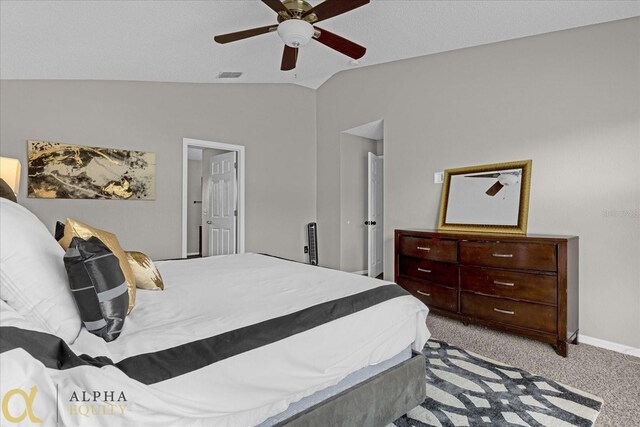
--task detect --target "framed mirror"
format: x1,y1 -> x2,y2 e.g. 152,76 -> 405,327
438,160 -> 532,234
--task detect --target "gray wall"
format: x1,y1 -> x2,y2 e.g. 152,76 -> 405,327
339,133 -> 379,273
186,159 -> 202,255
316,18 -> 640,347
0,18 -> 637,348
0,80 -> 317,262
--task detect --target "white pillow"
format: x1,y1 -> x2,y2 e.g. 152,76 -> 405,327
0,299 -> 48,333
0,199 -> 81,343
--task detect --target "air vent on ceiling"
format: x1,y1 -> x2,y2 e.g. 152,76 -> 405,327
218,71 -> 243,79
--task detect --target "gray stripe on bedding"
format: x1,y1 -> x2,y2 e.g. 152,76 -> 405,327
0,284 -> 411,385
115,284 -> 410,385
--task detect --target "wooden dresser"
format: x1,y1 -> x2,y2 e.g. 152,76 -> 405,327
395,229 -> 579,356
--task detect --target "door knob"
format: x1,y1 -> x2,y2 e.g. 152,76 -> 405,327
364,221 -> 377,225
206,220 -> 212,224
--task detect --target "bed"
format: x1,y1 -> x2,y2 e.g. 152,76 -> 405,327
0,198 -> 430,426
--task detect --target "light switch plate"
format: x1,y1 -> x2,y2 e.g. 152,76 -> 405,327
434,172 -> 444,184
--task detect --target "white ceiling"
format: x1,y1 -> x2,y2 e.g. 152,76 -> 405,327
1,1 -> 638,89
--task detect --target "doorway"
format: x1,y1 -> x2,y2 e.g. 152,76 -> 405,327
339,119 -> 384,277
367,152 -> 383,278
201,150 -> 236,256
181,138 -> 245,259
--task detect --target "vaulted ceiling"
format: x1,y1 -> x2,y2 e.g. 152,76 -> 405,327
1,1 -> 638,89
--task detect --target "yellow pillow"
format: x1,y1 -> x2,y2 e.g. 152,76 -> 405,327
58,218 -> 136,314
125,251 -> 164,291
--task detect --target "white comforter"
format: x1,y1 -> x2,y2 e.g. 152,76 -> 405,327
1,253 -> 429,427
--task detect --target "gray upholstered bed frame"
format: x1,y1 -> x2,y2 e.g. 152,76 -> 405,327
278,351 -> 426,427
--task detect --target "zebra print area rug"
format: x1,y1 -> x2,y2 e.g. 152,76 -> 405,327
392,340 -> 603,427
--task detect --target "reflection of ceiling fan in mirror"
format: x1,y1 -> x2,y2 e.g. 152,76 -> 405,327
214,0 -> 369,71
465,171 -> 522,197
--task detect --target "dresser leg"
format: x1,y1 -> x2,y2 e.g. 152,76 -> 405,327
553,340 -> 568,357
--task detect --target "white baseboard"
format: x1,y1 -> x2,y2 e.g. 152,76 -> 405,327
351,270 -> 368,275
187,252 -> 200,257
579,334 -> 640,357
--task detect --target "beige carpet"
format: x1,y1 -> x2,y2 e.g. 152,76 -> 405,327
426,314 -> 640,427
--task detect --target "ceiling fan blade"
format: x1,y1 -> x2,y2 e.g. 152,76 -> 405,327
313,27 -> 366,59
485,181 -> 504,197
214,25 -> 276,44
281,45 -> 298,71
262,0 -> 291,17
302,0 -> 369,23
465,172 -> 501,178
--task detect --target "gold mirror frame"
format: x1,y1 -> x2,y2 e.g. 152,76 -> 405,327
438,160 -> 532,234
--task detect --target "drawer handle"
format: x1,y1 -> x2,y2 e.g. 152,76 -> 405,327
494,280 -> 515,287
417,246 -> 431,251
493,308 -> 515,315
417,290 -> 431,297
417,268 -> 432,273
492,253 -> 513,258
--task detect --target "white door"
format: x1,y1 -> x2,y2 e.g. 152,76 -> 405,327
367,153 -> 383,277
201,151 -> 237,256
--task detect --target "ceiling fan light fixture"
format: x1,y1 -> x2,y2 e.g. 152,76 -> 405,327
497,174 -> 519,186
277,19 -> 314,48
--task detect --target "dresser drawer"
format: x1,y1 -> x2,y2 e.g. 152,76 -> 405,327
398,277 -> 458,312
399,257 -> 458,287
398,236 -> 457,262
460,293 -> 557,334
459,241 -> 556,271
460,266 -> 557,305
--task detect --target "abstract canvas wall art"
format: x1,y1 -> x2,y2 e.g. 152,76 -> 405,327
27,140 -> 156,200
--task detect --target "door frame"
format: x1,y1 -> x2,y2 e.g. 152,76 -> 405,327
181,138 -> 245,259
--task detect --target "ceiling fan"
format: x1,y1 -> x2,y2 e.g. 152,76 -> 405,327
465,171 -> 522,197
214,0 -> 369,71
